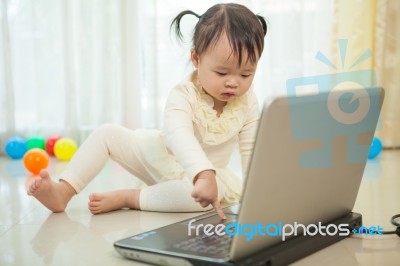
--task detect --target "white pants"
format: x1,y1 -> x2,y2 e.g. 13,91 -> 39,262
59,124 -> 223,212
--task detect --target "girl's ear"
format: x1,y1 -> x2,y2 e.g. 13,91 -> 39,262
190,48 -> 199,68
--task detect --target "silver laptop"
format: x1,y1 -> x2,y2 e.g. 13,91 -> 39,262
114,87 -> 384,266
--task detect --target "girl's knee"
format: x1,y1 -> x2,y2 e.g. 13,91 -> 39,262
92,123 -> 127,139
97,123 -> 122,133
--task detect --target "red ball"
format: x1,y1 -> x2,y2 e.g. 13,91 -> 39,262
23,148 -> 50,175
45,136 -> 60,156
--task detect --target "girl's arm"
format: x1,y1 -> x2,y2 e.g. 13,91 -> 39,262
163,85 -> 215,182
164,85 -> 225,219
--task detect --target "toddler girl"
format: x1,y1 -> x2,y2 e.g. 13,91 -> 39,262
28,3 -> 267,220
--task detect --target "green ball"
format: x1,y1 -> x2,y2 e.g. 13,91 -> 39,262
26,136 -> 46,150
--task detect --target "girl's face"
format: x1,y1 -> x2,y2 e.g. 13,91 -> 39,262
191,34 -> 259,109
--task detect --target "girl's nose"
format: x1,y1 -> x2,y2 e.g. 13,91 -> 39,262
225,78 -> 238,88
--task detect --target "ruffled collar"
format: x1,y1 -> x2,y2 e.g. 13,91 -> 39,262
190,72 -> 249,145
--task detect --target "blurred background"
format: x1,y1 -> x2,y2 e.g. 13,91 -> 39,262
0,0 -> 399,152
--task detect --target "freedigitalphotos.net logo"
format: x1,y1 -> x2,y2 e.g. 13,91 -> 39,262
352,225 -> 383,236
286,39 -> 381,168
187,219 -> 350,241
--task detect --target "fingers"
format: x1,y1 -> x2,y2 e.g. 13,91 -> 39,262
191,177 -> 224,218
193,196 -> 226,219
191,190 -> 200,200
193,197 -> 211,208
212,200 -> 226,220
192,195 -> 201,203
195,198 -> 226,219
199,201 -> 209,208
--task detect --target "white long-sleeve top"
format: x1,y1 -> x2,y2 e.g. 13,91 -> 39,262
163,71 -> 260,187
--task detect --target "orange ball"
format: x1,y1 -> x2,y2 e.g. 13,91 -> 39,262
23,148 -> 50,175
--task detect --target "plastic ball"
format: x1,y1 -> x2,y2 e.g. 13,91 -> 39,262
45,136 -> 61,156
5,137 -> 27,159
26,136 -> 46,150
368,137 -> 383,159
54,138 -> 77,161
23,148 -> 50,175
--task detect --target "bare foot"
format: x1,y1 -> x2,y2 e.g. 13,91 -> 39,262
27,170 -> 76,212
88,189 -> 140,214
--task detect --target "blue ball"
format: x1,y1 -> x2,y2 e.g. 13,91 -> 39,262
368,137 -> 383,159
5,137 -> 27,159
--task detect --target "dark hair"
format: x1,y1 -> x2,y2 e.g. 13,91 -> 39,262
171,3 -> 267,66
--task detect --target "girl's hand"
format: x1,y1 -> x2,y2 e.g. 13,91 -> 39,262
191,170 -> 226,220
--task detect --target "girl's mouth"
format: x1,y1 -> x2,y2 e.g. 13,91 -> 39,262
221,92 -> 235,98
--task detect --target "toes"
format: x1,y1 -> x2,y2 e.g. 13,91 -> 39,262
88,198 -> 102,214
39,170 -> 50,180
27,179 -> 42,195
90,209 -> 101,215
89,193 -> 102,202
88,194 -> 103,214
27,184 -> 34,195
88,203 -> 101,214
88,200 -> 100,207
34,179 -> 42,190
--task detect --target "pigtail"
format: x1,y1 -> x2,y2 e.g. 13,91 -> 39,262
257,15 -> 268,36
170,10 -> 201,42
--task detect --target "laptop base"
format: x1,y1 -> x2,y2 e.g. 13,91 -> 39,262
115,212 -> 362,266
231,212 -> 362,266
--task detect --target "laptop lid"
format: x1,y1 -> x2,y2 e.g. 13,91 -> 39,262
230,87 -> 384,260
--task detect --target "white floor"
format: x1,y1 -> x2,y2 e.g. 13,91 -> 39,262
0,150 -> 399,266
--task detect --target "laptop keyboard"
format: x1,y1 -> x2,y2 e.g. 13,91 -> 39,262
173,233 -> 232,255
172,219 -> 235,256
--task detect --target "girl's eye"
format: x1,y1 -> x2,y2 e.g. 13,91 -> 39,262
242,74 -> 251,78
215,72 -> 226,76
